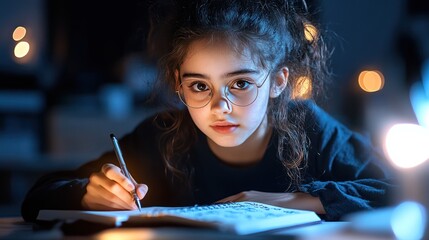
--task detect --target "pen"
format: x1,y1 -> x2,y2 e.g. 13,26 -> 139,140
110,133 -> 142,212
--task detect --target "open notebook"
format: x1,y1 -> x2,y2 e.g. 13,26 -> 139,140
37,201 -> 321,235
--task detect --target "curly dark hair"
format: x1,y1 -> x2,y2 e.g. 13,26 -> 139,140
147,0 -> 331,189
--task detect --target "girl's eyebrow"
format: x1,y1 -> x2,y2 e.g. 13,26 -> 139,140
181,69 -> 260,79
224,69 -> 260,78
182,73 -> 207,79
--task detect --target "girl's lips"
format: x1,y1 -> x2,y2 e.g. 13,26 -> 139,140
210,123 -> 239,134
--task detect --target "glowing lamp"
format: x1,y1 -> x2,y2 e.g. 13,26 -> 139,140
385,123 -> 429,169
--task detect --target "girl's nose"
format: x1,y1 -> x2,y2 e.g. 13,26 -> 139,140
210,91 -> 232,114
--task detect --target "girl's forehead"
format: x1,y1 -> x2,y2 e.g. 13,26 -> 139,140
182,39 -> 262,69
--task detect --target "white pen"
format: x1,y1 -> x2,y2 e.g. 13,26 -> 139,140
110,133 -> 142,212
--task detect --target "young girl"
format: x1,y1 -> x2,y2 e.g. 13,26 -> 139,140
22,0 -> 395,222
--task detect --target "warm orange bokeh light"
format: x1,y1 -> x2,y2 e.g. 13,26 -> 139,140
304,23 -> 317,42
12,26 -> 27,41
358,70 -> 384,92
14,41 -> 30,58
293,76 -> 312,99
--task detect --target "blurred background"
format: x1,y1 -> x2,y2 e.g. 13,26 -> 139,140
0,0 -> 428,217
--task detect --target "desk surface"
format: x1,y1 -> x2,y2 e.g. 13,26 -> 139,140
0,217 -> 394,240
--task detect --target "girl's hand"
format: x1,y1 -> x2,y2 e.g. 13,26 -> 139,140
217,191 -> 326,214
81,163 -> 148,210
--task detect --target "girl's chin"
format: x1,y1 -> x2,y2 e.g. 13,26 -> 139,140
208,136 -> 245,148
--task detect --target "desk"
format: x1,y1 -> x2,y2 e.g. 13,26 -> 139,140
0,217 -> 395,240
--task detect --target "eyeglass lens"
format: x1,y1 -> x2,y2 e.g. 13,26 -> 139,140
177,71 -> 270,108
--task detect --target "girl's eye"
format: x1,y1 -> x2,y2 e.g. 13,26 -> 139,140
231,79 -> 254,90
189,82 -> 210,92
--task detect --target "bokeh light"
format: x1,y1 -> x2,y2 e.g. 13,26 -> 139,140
358,70 -> 384,92
385,123 -> 429,168
292,76 -> 312,99
14,41 -> 30,58
12,26 -> 27,41
391,201 -> 426,240
304,23 -> 317,42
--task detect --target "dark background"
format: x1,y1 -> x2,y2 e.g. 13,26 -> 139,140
0,0 -> 428,216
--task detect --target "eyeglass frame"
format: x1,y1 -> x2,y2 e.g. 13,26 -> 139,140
176,70 -> 271,109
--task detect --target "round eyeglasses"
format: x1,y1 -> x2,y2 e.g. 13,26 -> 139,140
176,71 -> 271,109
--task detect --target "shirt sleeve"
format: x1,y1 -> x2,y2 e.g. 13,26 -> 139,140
299,101 -> 398,221
20,171 -> 90,222
21,116 -> 155,222
20,148 -> 122,222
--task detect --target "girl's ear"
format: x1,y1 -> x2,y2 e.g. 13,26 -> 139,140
270,67 -> 288,98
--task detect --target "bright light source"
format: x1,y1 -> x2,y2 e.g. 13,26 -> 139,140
358,70 -> 384,92
304,23 -> 317,42
12,26 -> 27,41
292,76 -> 312,99
385,123 -> 429,168
14,41 -> 30,58
391,201 -> 426,240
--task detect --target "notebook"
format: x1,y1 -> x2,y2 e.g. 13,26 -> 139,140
37,201 -> 321,235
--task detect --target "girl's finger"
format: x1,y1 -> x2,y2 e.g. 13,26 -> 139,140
101,163 -> 135,192
86,182 -> 132,209
135,184 -> 149,199
89,171 -> 137,208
